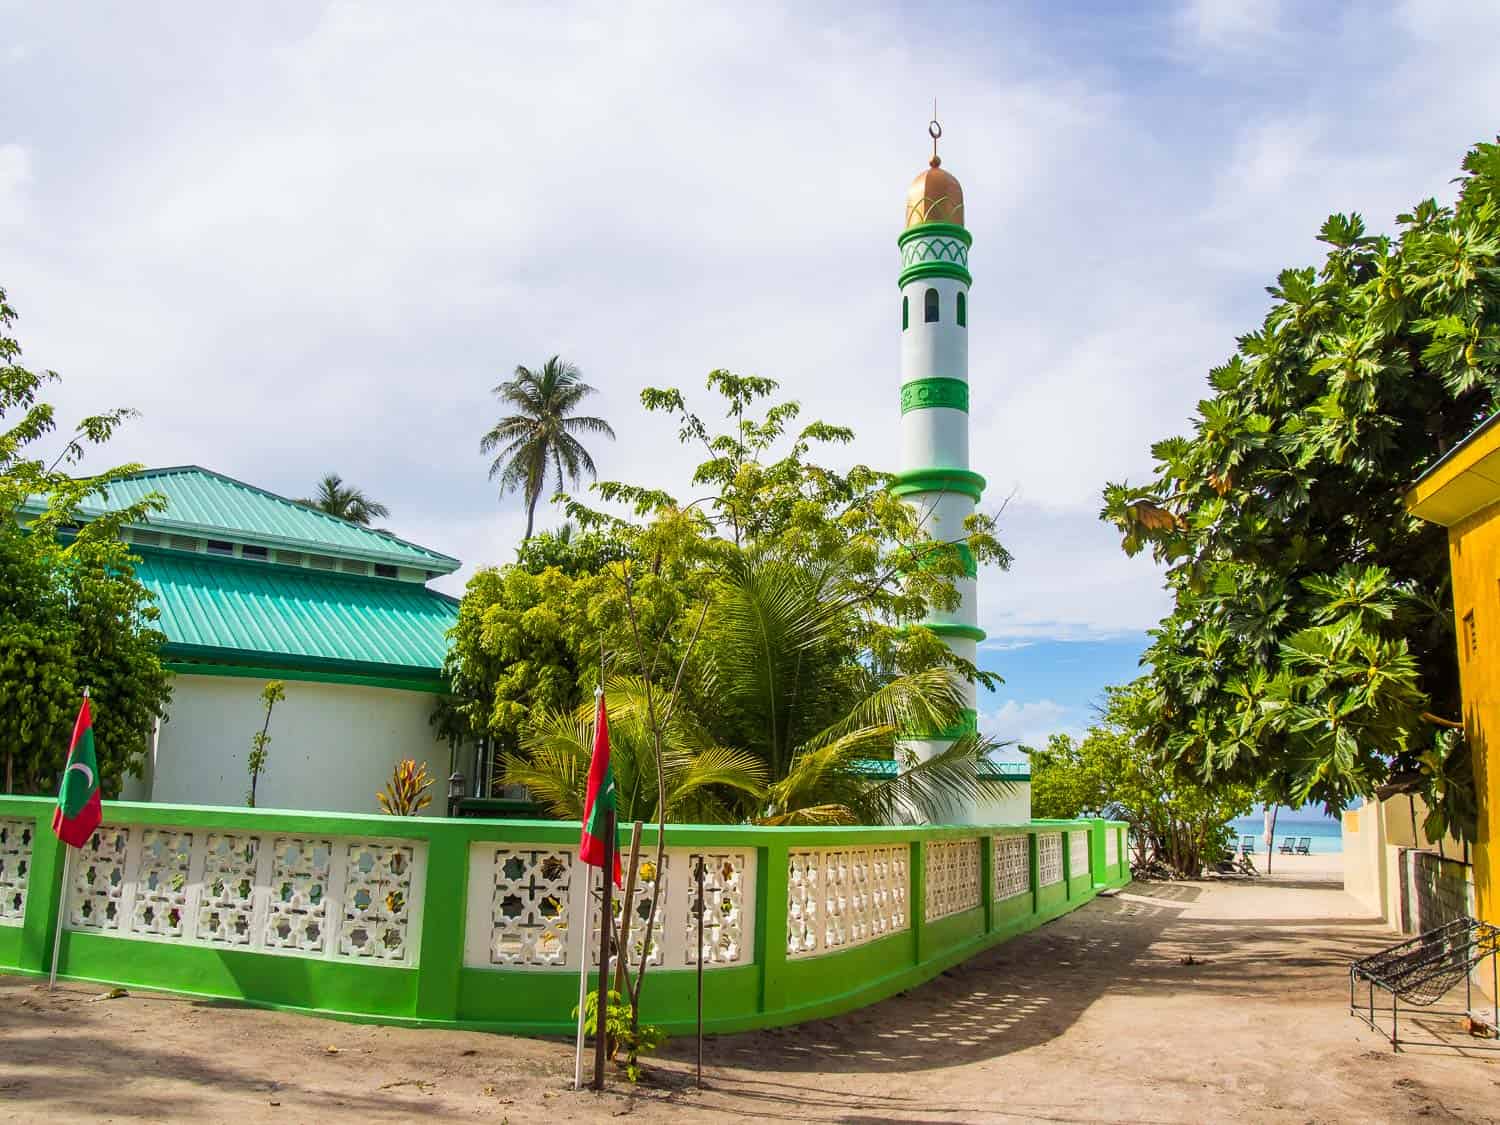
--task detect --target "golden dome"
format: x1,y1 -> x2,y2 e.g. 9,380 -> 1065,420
905,156 -> 964,228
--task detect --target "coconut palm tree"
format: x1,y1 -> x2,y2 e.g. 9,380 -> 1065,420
297,473 -> 390,527
502,676 -> 767,823
700,550 -> 1013,825
480,356 -> 615,540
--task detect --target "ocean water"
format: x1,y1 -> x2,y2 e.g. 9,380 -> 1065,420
1228,815 -> 1343,854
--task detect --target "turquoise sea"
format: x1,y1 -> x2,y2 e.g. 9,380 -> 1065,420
1229,811 -> 1344,854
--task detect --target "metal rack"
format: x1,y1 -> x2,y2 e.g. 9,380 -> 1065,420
1349,916 -> 1500,1052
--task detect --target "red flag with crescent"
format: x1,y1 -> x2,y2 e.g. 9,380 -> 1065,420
53,695 -> 102,848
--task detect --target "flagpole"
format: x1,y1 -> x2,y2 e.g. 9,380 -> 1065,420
49,685 -> 88,993
48,847 -> 71,992
573,865 -> 592,1090
593,807 -> 616,1092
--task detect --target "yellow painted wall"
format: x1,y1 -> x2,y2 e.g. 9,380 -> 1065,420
1447,500 -> 1500,924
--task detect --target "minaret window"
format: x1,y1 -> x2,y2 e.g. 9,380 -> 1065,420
924,288 -> 939,323
902,295 -> 909,331
957,291 -> 967,327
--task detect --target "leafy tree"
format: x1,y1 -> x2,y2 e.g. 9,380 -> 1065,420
0,285 -> 171,796
481,356 -> 615,539
297,472 -> 390,526
1101,140 -> 1500,835
1027,685 -> 1254,876
450,370 -> 1014,817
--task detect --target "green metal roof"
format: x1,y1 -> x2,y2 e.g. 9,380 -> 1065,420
56,466 -> 459,573
135,549 -> 457,680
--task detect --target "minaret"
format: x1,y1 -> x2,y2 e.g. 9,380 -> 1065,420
894,116 -> 984,823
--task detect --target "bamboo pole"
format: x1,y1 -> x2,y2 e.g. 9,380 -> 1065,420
613,822 -> 643,998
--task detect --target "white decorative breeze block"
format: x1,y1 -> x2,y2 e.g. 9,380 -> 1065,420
0,818 -> 34,924
594,853 -> 667,970
993,835 -> 1030,902
70,825 -> 130,931
60,825 -> 426,967
923,838 -> 981,922
490,847 -> 573,966
198,833 -> 259,946
686,853 -> 747,965
265,837 -> 332,953
340,842 -> 415,962
787,845 -> 908,959
1105,826 -> 1119,868
1038,833 -> 1064,887
132,829 -> 193,937
1069,830 -> 1090,879
464,844 -> 758,972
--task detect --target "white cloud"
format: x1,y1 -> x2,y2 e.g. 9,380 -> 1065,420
1173,0 -> 1283,54
2,0 -> 1497,650
0,143 -> 30,227
981,698 -> 1080,754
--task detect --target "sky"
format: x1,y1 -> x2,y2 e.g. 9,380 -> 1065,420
3,0 -> 1499,755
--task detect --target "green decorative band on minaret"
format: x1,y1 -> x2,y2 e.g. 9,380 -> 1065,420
921,621 -> 987,643
890,467 -> 986,502
903,707 -> 979,741
901,378 -> 968,414
898,261 -> 972,290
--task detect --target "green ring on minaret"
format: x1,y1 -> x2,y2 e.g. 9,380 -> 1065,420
902,707 -> 980,741
890,467 -> 986,502
898,261 -> 972,289
921,621 -> 987,642
901,378 -> 969,414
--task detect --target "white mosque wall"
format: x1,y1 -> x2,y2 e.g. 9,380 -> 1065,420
141,673 -> 446,816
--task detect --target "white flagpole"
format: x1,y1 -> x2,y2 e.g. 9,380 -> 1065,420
573,866 -> 593,1090
49,685 -> 89,993
48,847 -> 71,992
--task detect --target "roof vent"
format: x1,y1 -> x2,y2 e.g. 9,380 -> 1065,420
308,555 -> 338,570
340,560 -> 370,575
130,530 -> 161,547
206,539 -> 234,556
275,551 -> 304,567
241,545 -> 268,561
170,535 -> 200,553
374,563 -> 398,579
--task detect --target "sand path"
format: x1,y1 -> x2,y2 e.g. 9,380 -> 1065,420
4,860 -> 1498,1123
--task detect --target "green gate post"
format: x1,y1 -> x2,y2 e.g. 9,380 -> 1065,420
980,833 -> 995,933
23,807 -> 64,977
1028,830 -> 1039,916
911,836 -> 930,961
413,822 -> 468,1022
758,840 -> 789,1018
1090,819 -> 1108,889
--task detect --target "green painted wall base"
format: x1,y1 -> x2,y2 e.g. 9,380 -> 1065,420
0,796 -> 1129,1038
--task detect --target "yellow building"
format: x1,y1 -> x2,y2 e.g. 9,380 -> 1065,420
1406,413 -> 1500,925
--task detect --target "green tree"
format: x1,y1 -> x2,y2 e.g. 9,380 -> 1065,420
0,285 -> 172,796
1026,685 -> 1254,876
1101,139 -> 1500,835
451,370 -> 1015,823
481,356 -> 615,540
297,472 -> 390,526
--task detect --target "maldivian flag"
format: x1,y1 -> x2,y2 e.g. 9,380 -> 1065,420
53,694 -> 102,848
578,690 -> 621,886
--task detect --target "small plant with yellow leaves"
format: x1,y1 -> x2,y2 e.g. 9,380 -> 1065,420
377,759 -> 433,816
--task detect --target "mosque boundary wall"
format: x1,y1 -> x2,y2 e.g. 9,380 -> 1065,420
0,796 -> 1129,1035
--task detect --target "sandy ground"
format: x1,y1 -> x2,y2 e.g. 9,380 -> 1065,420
4,857 -> 1500,1124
